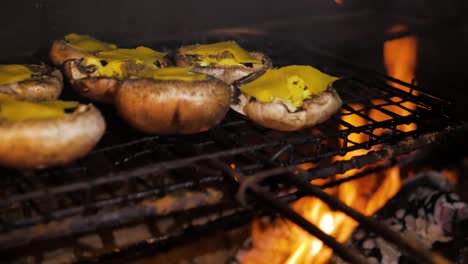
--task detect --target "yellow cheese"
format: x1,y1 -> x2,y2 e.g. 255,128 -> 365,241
239,65 -> 338,109
38,100 -> 80,109
198,58 -> 240,66
65,33 -> 117,52
0,65 -> 37,86
141,67 -> 207,82
96,47 -> 167,65
179,41 -> 262,65
0,96 -> 79,122
81,47 -> 167,79
82,57 -> 128,79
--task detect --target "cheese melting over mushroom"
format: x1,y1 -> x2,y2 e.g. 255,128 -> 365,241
96,47 -> 167,65
141,67 -> 207,82
179,41 -> 262,66
0,65 -> 38,86
0,96 -> 79,122
239,65 -> 338,111
65,33 -> 117,52
81,47 -> 167,79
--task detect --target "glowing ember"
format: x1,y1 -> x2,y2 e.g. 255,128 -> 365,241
442,169 -> 459,185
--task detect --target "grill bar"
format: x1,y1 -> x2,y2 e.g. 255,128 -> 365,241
231,126 -> 463,187
2,175 -> 225,231
0,189 -> 229,251
0,143 -> 273,208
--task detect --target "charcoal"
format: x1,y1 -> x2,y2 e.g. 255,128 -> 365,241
331,171 -> 468,264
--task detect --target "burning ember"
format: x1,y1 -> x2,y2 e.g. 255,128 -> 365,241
238,24 -> 423,264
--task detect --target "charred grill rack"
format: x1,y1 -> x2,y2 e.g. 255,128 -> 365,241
0,38 -> 455,262
223,126 -> 464,264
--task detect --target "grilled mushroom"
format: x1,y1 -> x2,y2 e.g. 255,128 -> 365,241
0,100 -> 105,169
63,59 -> 122,103
231,65 -> 342,131
63,47 -> 169,103
50,33 -> 117,66
0,64 -> 63,101
115,68 -> 231,135
235,87 -> 342,131
174,41 -> 272,84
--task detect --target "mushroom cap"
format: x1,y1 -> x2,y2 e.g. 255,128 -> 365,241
115,77 -> 231,135
0,105 -> 106,169
0,65 -> 63,101
49,39 -> 93,66
174,51 -> 272,84
234,87 -> 343,131
63,59 -> 120,103
63,57 -> 171,104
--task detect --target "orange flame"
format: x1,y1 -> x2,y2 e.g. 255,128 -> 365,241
240,24 -> 418,264
442,169 -> 459,185
241,167 -> 401,264
384,24 -> 418,91
383,24 -> 419,134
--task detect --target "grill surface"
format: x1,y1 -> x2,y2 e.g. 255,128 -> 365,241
0,37 -> 453,262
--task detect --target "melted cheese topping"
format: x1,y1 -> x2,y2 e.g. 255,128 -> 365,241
179,41 -> 262,65
140,67 -> 207,82
65,33 -> 117,52
0,65 -> 37,86
239,65 -> 338,110
82,57 -> 129,79
0,96 -> 79,122
96,47 -> 167,65
81,47 -> 167,79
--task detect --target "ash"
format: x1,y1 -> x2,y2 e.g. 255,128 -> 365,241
331,171 -> 468,264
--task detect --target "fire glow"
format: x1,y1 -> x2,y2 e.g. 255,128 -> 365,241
240,25 -> 419,264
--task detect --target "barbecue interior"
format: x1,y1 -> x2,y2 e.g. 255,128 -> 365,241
1,1 -> 467,262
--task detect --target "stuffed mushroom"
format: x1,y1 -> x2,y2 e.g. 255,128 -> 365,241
0,96 -> 105,169
0,64 -> 63,101
231,65 -> 342,131
50,33 -> 117,66
63,46 -> 169,103
175,41 -> 272,84
115,67 -> 231,135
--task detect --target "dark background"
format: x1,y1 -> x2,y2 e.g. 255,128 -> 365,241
1,0 -> 467,119
1,1 -> 465,57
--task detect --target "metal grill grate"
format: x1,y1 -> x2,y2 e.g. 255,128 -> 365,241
0,37 -> 453,261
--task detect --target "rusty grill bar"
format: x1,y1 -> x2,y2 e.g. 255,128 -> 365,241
0,38 -> 455,262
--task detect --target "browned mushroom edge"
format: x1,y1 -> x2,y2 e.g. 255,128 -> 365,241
174,51 -> 272,84
230,75 -> 343,131
0,104 -> 106,169
0,64 -> 63,101
115,76 -> 232,135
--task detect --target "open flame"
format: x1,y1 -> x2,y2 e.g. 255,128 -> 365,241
240,25 -> 419,264
384,24 -> 418,90
241,166 -> 402,264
